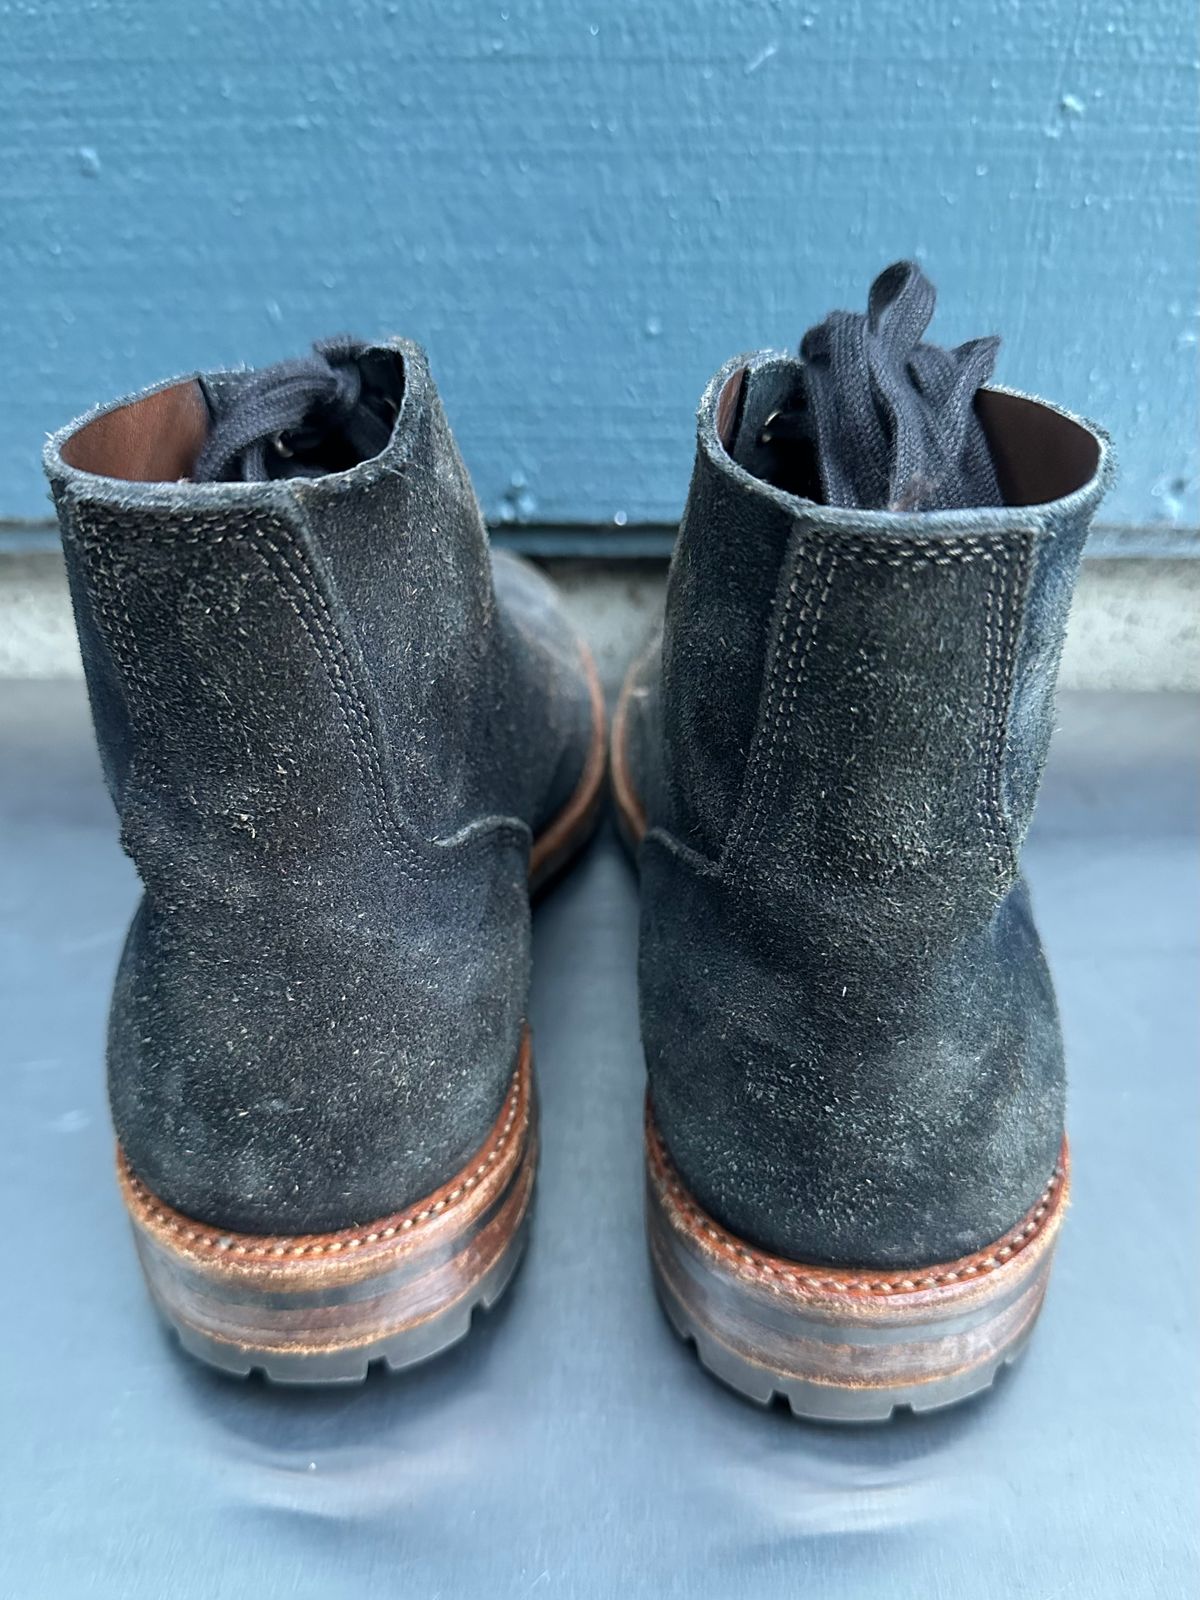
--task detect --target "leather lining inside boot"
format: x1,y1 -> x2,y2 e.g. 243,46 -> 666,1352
975,390 -> 1100,506
719,364 -> 1100,510
60,381 -> 211,483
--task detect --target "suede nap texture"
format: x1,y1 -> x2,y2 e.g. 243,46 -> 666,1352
45,339 -> 595,1235
624,352 -> 1113,1268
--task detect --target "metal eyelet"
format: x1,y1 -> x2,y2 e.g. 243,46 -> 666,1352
759,408 -> 782,445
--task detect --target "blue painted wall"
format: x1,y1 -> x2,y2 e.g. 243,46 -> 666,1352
1,0 -> 1196,528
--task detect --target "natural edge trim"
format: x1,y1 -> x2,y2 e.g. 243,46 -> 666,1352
118,1030 -> 533,1266
646,1101 -> 1069,1301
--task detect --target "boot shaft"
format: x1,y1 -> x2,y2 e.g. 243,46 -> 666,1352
661,354 -> 1113,936
43,340 -> 601,1240
626,348 -> 1113,1267
45,340 -> 495,897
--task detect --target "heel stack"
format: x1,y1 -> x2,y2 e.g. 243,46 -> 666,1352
645,1105 -> 1068,1422
118,1033 -> 537,1384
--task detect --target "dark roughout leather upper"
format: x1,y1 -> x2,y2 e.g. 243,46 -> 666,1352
45,340 -> 595,1234
624,352 -> 1112,1267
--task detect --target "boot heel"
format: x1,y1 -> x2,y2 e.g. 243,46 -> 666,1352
118,1035 -> 537,1384
646,1104 -> 1068,1423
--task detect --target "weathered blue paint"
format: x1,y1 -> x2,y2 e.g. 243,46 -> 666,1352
1,0 -> 1196,528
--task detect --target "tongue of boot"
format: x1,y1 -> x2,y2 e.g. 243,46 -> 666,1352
193,337 -> 399,483
789,261 -> 1003,513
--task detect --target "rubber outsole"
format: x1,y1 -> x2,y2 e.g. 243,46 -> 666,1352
160,1210 -> 531,1385
645,1101 -> 1068,1425
652,1264 -> 1039,1423
122,1035 -> 538,1385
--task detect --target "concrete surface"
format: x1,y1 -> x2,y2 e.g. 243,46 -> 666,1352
3,547 -> 1198,691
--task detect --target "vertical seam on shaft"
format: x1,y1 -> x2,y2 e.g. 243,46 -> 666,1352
977,547 -> 1005,882
239,524 -> 428,878
723,542 -> 837,877
67,499 -> 430,880
980,534 -> 1031,885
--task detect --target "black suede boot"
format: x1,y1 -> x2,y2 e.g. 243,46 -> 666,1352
612,266 -> 1112,1420
45,338 -> 605,1381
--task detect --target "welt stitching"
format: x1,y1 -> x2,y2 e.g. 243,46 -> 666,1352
650,1120 -> 1062,1296
724,548 -> 830,871
125,1073 -> 526,1258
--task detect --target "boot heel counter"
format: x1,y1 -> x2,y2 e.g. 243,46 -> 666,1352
639,828 -> 1065,1269
108,836 -> 532,1236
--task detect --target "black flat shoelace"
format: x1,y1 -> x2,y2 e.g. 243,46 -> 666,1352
765,261 -> 1003,512
193,337 -> 396,483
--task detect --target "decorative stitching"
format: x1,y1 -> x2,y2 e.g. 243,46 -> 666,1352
719,556 -> 805,867
724,546 -> 837,871
721,524 -> 1034,887
989,536 -> 1031,882
122,1067 -> 528,1259
828,535 -> 1000,568
976,545 -> 1008,881
238,521 -> 427,878
754,554 -> 837,848
69,499 -> 429,879
973,535 -> 1032,885
647,1114 -> 1064,1297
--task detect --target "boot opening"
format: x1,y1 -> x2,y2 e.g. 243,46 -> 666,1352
716,362 -> 824,501
975,390 -> 1101,507
717,263 -> 1102,513
718,363 -> 1100,512
59,345 -> 407,485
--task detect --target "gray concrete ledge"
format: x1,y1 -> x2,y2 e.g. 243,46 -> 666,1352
2,548 -> 1197,692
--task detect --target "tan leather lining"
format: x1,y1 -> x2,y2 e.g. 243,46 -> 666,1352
715,367 -> 747,450
60,380 -> 210,482
976,390 -> 1100,508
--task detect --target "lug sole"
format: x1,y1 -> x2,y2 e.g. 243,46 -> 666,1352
119,1033 -> 536,1385
646,1104 -> 1070,1423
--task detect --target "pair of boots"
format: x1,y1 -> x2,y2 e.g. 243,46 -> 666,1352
46,265 -> 1111,1421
